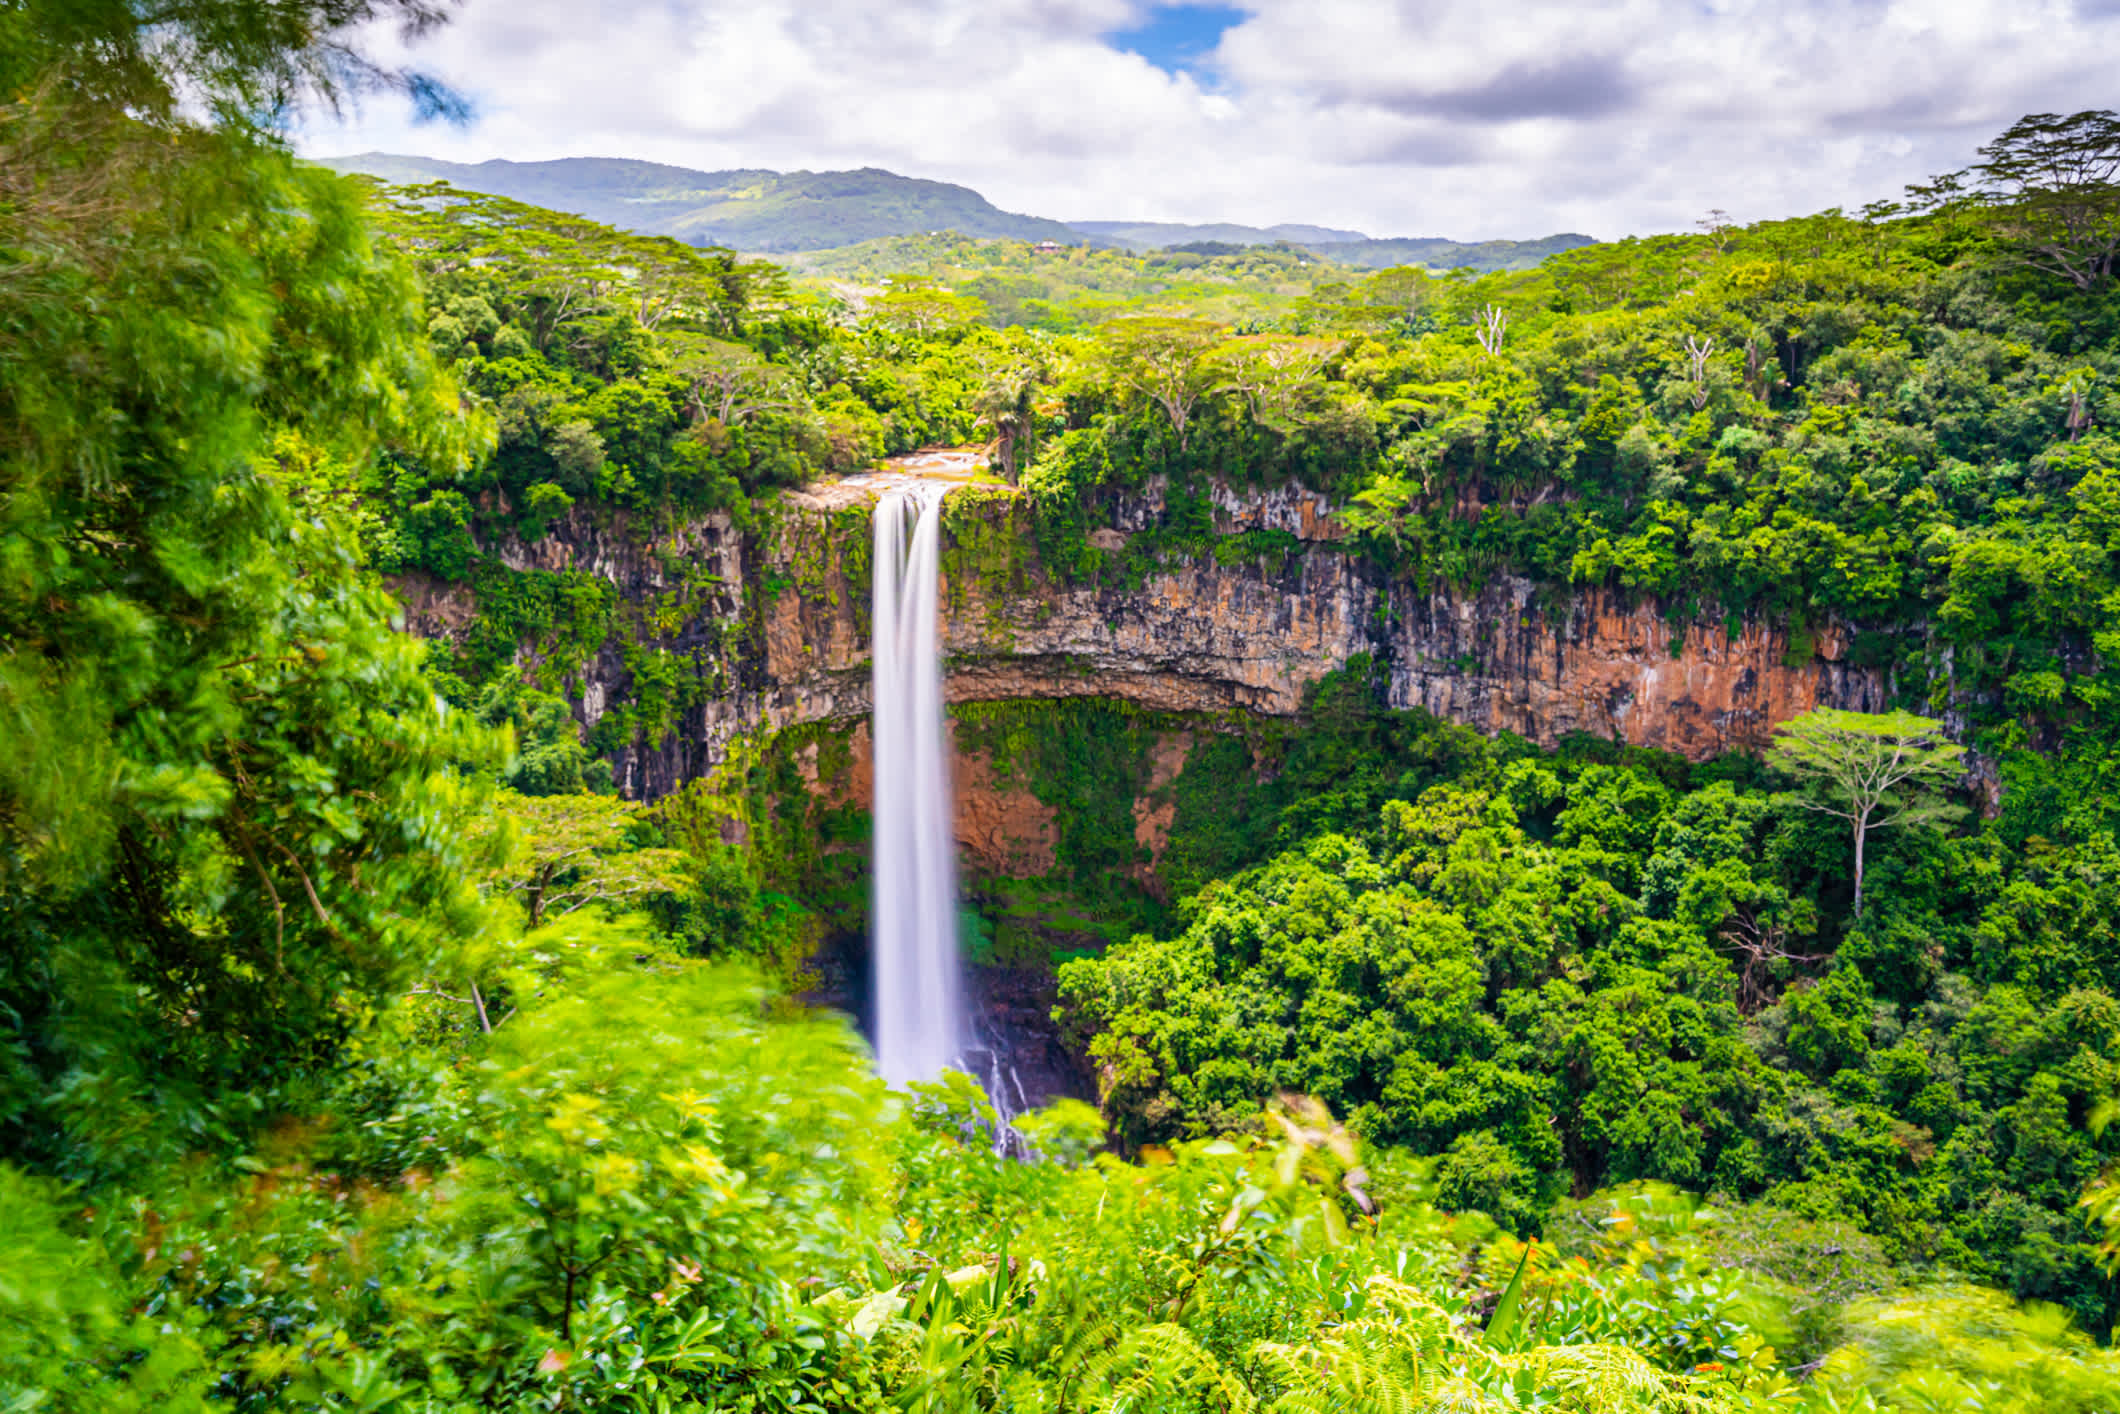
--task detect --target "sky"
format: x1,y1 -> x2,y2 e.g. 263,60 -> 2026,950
301,0 -> 2120,242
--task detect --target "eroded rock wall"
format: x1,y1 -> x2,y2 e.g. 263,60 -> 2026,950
392,477 -> 1892,805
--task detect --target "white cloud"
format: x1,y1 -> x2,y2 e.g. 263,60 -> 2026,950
299,0 -> 2120,239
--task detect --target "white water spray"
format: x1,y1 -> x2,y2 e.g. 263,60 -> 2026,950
871,484 -> 963,1086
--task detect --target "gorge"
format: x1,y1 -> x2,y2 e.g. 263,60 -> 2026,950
389,455 -> 1922,1119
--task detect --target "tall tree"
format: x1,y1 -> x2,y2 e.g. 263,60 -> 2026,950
971,359 -> 1049,482
473,790 -> 696,930
1766,709 -> 1966,918
667,335 -> 800,428
1103,316 -> 1223,452
1210,334 -> 1340,431
866,275 -> 986,337
1932,110 -> 2120,290
378,185 -> 627,354
0,0 -> 487,1172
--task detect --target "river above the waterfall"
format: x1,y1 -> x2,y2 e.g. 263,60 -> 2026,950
789,446 -> 1003,512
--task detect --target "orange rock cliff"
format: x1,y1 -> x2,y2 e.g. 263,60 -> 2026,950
393,477 -> 1890,857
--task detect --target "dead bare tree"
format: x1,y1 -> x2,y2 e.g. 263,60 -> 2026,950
1716,905 -> 1834,1014
1742,337 -> 1791,405
1684,335 -> 1715,411
408,981 -> 511,1033
1476,304 -> 1508,357
2068,377 -> 2095,440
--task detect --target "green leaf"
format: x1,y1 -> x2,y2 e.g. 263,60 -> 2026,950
1484,1247 -> 1531,1349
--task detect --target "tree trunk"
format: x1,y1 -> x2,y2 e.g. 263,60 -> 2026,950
1852,813 -> 1868,918
528,863 -> 551,928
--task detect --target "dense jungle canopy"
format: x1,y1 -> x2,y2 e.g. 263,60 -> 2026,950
7,2 -> 2120,1409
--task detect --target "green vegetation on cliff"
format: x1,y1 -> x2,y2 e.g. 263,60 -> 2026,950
1008,205 -> 2120,722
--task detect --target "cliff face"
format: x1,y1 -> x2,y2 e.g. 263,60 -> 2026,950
393,473 -> 1890,805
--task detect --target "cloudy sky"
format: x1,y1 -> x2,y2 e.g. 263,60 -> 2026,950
301,0 -> 2120,241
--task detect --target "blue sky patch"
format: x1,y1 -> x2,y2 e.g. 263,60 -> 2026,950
1106,4 -> 1247,75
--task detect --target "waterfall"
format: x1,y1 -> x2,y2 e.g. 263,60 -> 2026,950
870,484 -> 963,1087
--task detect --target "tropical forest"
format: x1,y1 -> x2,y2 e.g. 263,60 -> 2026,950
9,2 -> 2120,1410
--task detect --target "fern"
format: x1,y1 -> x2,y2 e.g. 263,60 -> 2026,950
1251,1275 -> 1458,1414
1081,1324 -> 1257,1414
1512,1344 -> 1729,1413
1243,1275 -> 1739,1414
1254,1338 -> 1426,1414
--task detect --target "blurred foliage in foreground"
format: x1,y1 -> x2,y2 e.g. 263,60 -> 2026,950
11,939 -> 2120,1412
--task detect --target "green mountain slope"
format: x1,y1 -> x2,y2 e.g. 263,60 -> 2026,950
317,153 -> 1083,252
318,154 -> 1596,269
1066,221 -> 1596,271
1070,218 -> 1370,249
1318,232 -> 1599,271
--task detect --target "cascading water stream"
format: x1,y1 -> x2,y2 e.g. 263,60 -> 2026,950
869,483 -> 1038,1155
870,484 -> 964,1088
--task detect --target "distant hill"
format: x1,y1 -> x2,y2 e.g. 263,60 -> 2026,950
1315,233 -> 1599,272
317,154 -> 1082,253
1069,219 -> 1370,250
1058,224 -> 1597,273
317,153 -> 1595,271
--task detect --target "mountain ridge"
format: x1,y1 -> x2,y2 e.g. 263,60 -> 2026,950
319,152 -> 1083,253
319,151 -> 1594,268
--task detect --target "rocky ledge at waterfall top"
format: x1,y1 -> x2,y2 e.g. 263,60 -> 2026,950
391,472 -> 1895,801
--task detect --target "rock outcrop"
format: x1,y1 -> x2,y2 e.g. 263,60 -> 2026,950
393,471 -> 1891,806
